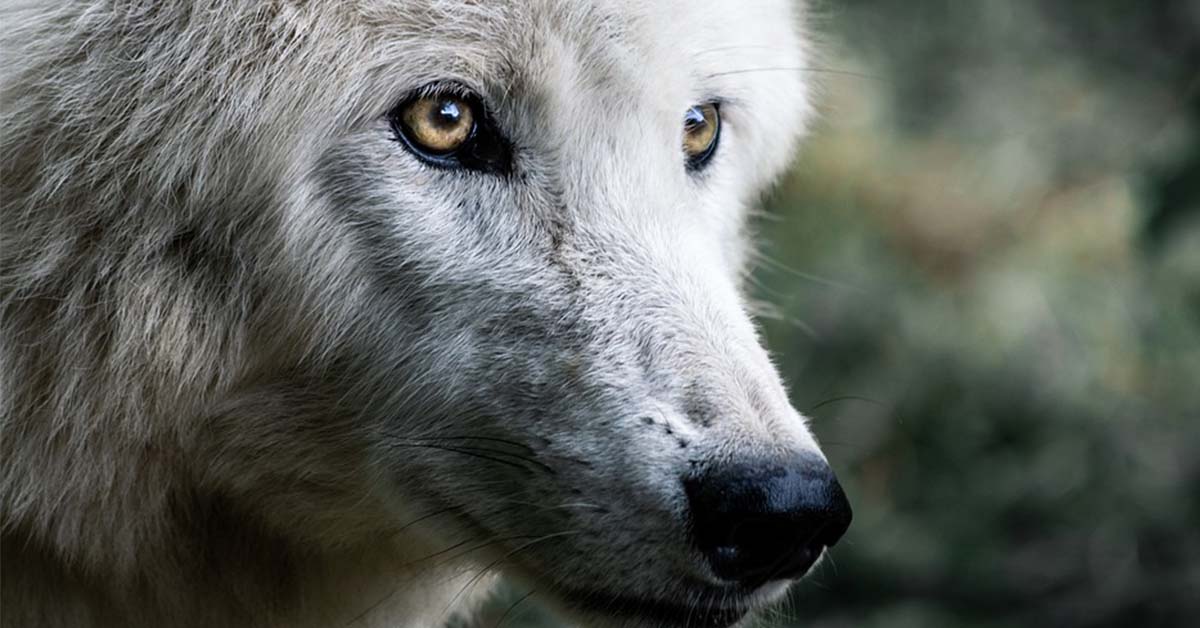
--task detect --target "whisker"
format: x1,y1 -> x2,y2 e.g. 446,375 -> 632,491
494,588 -> 536,628
757,254 -> 862,291
486,498 -> 609,513
412,434 -> 536,452
807,394 -> 886,413
414,442 -> 558,475
394,505 -> 461,534
744,278 -> 819,339
824,548 -> 840,578
384,441 -> 547,474
384,432 -> 591,471
692,44 -> 786,56
342,533 -> 546,627
706,65 -> 889,82
439,530 -> 584,621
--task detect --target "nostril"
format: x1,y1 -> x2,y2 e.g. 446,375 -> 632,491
685,457 -> 852,587
722,517 -> 804,574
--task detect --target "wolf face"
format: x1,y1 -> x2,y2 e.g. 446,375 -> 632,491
0,1 -> 848,627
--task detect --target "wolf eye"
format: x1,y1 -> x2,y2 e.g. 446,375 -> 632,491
400,95 -> 474,154
387,88 -> 511,174
683,103 -> 720,171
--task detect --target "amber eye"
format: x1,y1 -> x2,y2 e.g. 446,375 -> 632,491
682,103 -> 720,171
388,88 -> 512,173
399,95 -> 475,155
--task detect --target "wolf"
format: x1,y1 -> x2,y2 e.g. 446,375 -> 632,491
0,1 -> 851,626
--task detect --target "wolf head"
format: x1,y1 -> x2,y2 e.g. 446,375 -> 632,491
1,1 -> 848,626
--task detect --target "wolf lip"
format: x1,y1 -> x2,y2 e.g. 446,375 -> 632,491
565,589 -> 751,628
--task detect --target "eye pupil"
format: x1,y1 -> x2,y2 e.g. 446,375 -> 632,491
435,100 -> 462,126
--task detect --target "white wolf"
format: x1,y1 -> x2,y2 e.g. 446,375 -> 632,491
0,1 -> 850,626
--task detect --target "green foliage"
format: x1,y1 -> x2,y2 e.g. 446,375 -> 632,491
756,1 -> 1200,626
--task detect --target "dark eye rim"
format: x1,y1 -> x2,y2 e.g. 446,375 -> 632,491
386,85 -> 512,175
685,102 -> 721,173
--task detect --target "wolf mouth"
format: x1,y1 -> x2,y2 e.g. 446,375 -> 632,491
445,505 -> 760,627
561,587 -> 752,628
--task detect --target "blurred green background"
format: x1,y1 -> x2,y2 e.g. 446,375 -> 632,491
472,1 -> 1200,626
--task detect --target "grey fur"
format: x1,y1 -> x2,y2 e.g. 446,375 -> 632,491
0,1 -> 824,626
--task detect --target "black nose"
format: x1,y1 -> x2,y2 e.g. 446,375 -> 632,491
684,456 -> 852,587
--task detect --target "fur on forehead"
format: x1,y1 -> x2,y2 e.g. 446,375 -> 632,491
4,0 -> 810,207
352,0 -> 812,171
352,1 -> 808,91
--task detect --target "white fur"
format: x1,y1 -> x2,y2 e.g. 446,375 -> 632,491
0,1 -> 821,626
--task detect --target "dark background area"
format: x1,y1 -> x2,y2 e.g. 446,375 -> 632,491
476,1 -> 1200,626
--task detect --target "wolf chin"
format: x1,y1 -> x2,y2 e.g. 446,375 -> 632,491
0,1 -> 851,627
